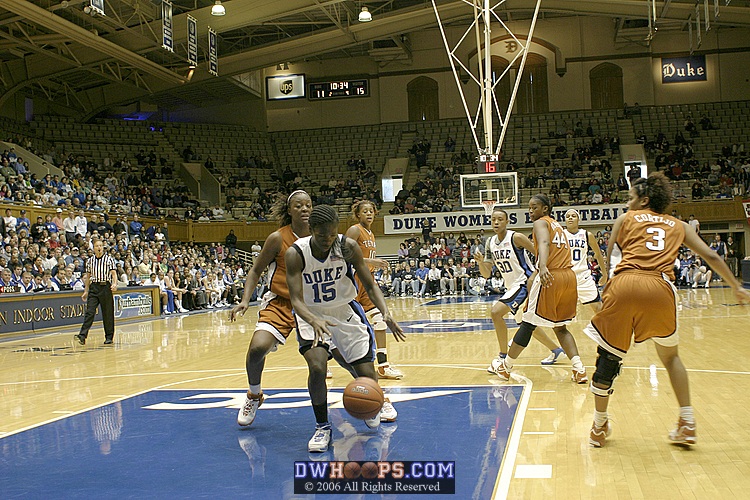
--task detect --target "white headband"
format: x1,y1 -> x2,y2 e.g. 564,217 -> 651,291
565,209 -> 580,219
287,190 -> 309,203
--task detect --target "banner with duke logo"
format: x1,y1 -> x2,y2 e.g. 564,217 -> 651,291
662,55 -> 707,83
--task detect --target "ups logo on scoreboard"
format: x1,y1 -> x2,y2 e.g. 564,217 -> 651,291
280,80 -> 294,95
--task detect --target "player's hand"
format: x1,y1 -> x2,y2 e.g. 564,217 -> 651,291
733,286 -> 750,304
384,314 -> 406,342
230,302 -> 248,322
373,258 -> 390,271
598,273 -> 608,287
473,252 -> 485,263
110,283 -> 118,292
81,291 -> 88,302
538,266 -> 553,288
311,319 -> 337,347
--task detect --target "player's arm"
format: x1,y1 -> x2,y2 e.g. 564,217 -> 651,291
532,219 -> 553,287
110,266 -> 118,292
682,222 -> 750,303
513,232 -> 540,282
605,215 -> 626,278
475,241 -> 493,279
230,231 -> 282,321
81,271 -> 90,301
284,246 -> 335,344
345,239 -> 406,342
587,230 -> 608,285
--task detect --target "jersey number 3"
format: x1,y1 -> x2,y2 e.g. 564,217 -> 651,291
645,227 -> 666,251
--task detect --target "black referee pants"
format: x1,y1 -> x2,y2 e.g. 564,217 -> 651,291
79,283 -> 115,340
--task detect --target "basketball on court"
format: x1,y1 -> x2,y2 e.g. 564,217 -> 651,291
342,377 -> 384,420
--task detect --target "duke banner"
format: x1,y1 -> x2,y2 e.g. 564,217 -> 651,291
383,204 -> 628,234
743,200 -> 750,224
661,55 -> 707,83
208,27 -> 218,76
187,15 -> 198,67
162,0 -> 173,52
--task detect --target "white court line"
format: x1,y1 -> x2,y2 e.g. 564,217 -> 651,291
514,464 -> 552,479
523,431 -> 554,435
494,373 -> 533,500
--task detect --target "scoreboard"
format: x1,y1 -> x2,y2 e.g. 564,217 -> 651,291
477,154 -> 499,174
308,79 -> 369,100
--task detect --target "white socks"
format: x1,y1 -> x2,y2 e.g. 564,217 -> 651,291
249,384 -> 261,395
594,410 -> 608,427
570,355 -> 584,372
679,406 -> 695,423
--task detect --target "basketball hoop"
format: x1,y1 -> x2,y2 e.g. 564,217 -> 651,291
481,200 -> 496,216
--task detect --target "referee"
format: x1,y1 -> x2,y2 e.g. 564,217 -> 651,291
74,239 -> 118,346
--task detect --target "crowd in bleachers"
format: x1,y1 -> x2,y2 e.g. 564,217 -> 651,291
0,203 -> 268,315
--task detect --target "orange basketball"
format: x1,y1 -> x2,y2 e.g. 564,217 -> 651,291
342,377 -> 384,420
361,461 -> 379,479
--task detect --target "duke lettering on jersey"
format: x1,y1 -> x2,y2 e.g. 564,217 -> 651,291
294,236 -> 358,307
303,267 -> 344,285
486,230 -> 534,289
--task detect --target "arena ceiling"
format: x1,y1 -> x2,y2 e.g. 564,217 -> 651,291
0,0 -> 749,119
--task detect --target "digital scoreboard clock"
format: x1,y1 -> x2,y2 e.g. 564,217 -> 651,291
308,79 -> 369,100
477,154 -> 499,174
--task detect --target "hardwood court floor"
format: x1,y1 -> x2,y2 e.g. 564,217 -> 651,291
1,287 -> 749,499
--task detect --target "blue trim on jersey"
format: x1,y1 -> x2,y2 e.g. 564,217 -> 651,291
345,261 -> 358,292
291,243 -> 305,271
349,300 -> 375,361
510,237 -> 533,278
500,285 -> 529,314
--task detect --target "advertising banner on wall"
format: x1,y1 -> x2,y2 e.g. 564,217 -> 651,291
384,204 -> 628,234
661,55 -> 707,83
266,74 -> 306,100
0,287 -> 158,337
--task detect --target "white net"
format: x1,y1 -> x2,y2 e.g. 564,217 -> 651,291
481,200 -> 496,216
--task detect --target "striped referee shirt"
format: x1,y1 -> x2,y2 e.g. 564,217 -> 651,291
86,254 -> 117,283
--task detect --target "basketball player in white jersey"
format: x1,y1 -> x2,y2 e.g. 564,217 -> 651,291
476,208 -> 567,372
286,205 -> 405,453
564,209 -> 608,311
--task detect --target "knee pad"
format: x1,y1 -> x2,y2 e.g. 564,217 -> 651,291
591,346 -> 622,396
512,322 -> 536,347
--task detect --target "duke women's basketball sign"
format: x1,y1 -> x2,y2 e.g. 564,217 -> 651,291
384,203 -> 627,234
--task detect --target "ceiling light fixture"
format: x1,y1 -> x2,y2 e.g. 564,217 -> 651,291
211,0 -> 225,16
186,64 -> 196,81
358,6 -> 372,22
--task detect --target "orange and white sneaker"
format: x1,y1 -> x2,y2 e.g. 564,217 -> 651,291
377,364 -> 404,380
572,368 -> 589,384
589,420 -> 612,448
326,368 -> 333,379
237,391 -> 264,426
495,360 -> 511,381
669,418 -> 697,445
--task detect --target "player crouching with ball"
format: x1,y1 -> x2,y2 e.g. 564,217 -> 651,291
286,205 -> 406,453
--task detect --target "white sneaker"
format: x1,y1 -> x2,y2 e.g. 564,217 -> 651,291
487,354 -> 507,374
377,364 -> 404,380
381,398 -> 397,422
237,391 -> 264,426
308,424 -> 332,452
326,368 -> 333,379
365,410 -> 381,429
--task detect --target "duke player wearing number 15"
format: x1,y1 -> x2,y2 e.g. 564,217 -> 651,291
286,205 -> 406,453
